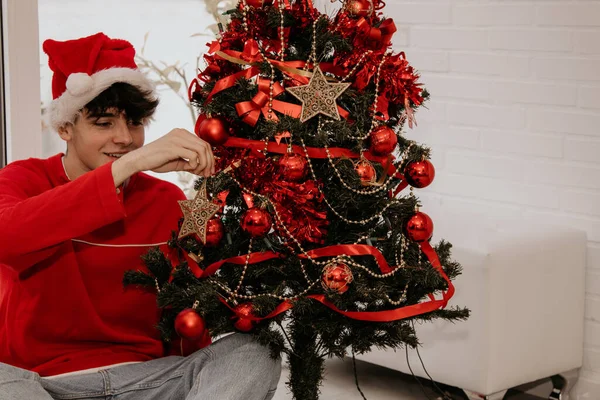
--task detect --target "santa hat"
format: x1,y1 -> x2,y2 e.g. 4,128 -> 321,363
43,32 -> 155,130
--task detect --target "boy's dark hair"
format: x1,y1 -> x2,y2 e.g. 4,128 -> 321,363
82,82 -> 159,122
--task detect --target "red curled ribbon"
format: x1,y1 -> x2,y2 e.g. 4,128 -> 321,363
235,78 -> 303,126
168,240 -> 454,323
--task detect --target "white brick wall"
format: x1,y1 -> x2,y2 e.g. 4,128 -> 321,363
392,1 -> 600,397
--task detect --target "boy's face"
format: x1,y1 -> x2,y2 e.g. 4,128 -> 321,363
58,108 -> 145,179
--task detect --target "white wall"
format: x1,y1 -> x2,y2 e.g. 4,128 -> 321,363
391,1 -> 600,397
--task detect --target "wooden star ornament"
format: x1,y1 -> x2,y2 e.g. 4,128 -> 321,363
286,65 -> 351,122
178,181 -> 221,244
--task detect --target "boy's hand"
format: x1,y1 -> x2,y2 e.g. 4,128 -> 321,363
112,129 -> 215,187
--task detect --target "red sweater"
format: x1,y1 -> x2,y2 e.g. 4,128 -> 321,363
0,153 -> 199,376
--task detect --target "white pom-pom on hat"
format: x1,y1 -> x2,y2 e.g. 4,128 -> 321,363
66,73 -> 95,97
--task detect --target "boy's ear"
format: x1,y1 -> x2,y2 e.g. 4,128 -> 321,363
57,124 -> 73,142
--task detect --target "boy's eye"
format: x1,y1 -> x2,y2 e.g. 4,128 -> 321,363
128,120 -> 144,127
95,121 -> 112,127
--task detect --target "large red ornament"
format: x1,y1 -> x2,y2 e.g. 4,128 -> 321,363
245,0 -> 272,7
321,262 -> 353,294
354,158 -> 376,184
233,303 -> 256,332
204,218 -> 225,247
405,212 -> 434,242
241,208 -> 272,237
196,116 -> 230,146
369,126 -> 398,155
174,308 -> 206,340
405,160 -> 435,189
279,153 -> 308,182
345,0 -> 373,17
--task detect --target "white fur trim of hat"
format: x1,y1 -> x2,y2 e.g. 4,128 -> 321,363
46,68 -> 155,130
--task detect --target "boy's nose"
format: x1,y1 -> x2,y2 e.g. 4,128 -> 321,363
113,120 -> 133,145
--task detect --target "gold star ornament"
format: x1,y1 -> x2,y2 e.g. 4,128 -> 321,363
286,65 -> 351,122
178,181 -> 221,244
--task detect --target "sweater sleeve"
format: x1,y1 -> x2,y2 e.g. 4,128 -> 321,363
0,161 -> 127,275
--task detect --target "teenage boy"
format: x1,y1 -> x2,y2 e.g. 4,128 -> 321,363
0,32 -> 280,400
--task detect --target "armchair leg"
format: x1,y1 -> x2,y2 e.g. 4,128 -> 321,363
549,369 -> 579,400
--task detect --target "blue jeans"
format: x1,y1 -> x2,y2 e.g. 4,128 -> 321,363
0,334 -> 281,400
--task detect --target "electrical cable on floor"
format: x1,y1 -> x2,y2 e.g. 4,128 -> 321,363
405,346 -> 434,400
351,348 -> 368,400
411,321 -> 456,400
414,345 -> 455,400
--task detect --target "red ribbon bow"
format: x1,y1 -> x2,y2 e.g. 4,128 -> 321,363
235,78 -> 288,126
356,18 -> 397,48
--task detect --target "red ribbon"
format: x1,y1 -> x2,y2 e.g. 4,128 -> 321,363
235,78 -> 303,126
301,244 -> 393,274
223,137 -> 405,183
172,240 -> 454,323
206,66 -> 260,104
224,136 -> 388,164
203,55 -> 350,118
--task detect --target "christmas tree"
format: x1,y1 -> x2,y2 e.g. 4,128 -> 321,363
125,0 -> 469,398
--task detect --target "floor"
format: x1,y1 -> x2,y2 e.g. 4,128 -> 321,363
272,358 -> 549,400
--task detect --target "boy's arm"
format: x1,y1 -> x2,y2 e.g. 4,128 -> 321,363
0,128 -> 216,276
0,162 -> 126,274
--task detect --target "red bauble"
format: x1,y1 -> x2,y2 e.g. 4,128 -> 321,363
245,0 -> 272,7
279,153 -> 307,182
369,126 -> 398,155
405,160 -> 435,189
196,116 -> 230,146
355,159 -> 376,184
321,262 -> 353,294
405,212 -> 434,242
241,208 -> 272,237
345,0 -> 373,17
204,218 -> 225,247
174,308 -> 206,340
233,303 -> 256,332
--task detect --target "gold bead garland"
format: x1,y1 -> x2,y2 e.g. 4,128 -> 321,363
298,138 -> 400,225
347,51 -> 390,141
314,119 -> 415,196
278,0 -> 286,61
385,283 -> 409,306
229,237 -> 254,302
340,51 -> 373,83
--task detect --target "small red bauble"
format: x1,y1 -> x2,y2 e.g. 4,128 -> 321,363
279,153 -> 308,182
196,116 -> 230,146
204,218 -> 225,247
405,212 -> 434,242
354,158 -> 376,184
321,262 -> 353,294
245,0 -> 272,7
233,303 -> 256,332
405,160 -> 435,189
174,308 -> 206,340
369,126 -> 398,155
345,0 -> 373,17
241,208 -> 272,237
